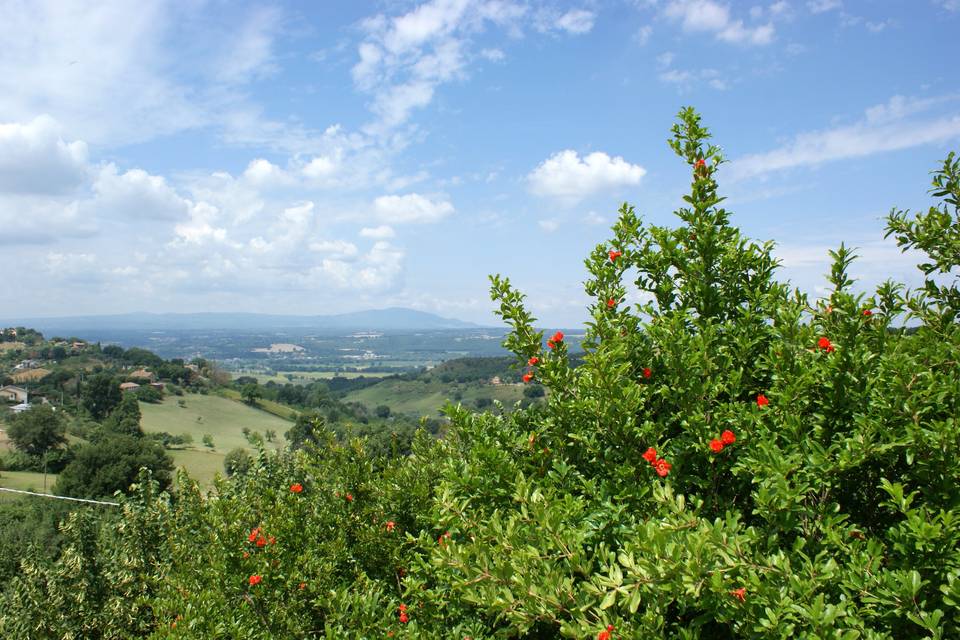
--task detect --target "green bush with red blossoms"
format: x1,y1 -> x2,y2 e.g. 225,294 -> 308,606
2,108 -> 959,639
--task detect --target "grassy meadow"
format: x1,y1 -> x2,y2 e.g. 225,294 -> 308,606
0,470 -> 58,501
139,393 -> 292,485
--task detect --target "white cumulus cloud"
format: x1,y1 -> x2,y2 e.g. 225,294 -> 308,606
527,150 -> 646,205
373,193 -> 454,223
0,115 -> 89,195
663,0 -> 775,45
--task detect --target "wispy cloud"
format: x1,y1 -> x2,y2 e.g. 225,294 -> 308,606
729,94 -> 960,180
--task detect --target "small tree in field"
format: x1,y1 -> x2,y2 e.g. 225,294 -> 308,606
241,383 -> 262,405
6,405 -> 65,458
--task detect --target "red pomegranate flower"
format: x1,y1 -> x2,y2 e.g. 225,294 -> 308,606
643,367 -> 652,379
607,298 -> 616,308
547,340 -> 555,349
290,483 -> 303,493
249,575 -> 262,586
268,536 -> 276,545
345,493 -> 354,502
298,582 -> 306,590
399,612 -> 409,624
551,331 -> 564,344
248,527 -> 260,543
695,158 -> 706,169
654,458 -> 672,477
710,438 -> 724,453
609,249 -> 622,262
255,536 -> 266,548
862,308 -> 873,317
818,336 -> 834,352
386,521 -> 396,532
720,430 -> 736,445
598,624 -> 615,640
730,587 -> 746,602
642,447 -> 657,464
756,394 -> 769,408
528,356 -> 539,366
523,372 -> 533,383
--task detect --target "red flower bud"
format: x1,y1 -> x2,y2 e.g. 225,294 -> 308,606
607,298 -> 616,308
862,308 -> 873,317
290,483 -> 303,493
818,336 -> 834,353
345,493 -> 353,502
522,372 -> 533,383
386,521 -> 396,532
730,587 -> 746,602
756,394 -> 769,408
695,158 -> 706,169
608,249 -> 622,262
710,438 -> 724,453
720,430 -> 736,445
642,447 -> 657,464
643,367 -> 652,379
528,356 -> 539,366
249,575 -> 262,586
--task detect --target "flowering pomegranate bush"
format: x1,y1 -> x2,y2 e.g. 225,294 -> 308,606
1,109 -> 958,639
410,111 -> 960,639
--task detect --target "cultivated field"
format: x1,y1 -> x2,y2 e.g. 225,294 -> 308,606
237,370 -> 397,385
343,379 -> 526,417
11,368 -> 51,383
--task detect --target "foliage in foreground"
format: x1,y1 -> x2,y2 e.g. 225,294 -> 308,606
1,109 -> 958,639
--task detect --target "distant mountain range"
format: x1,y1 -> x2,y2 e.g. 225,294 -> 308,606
4,308 -> 484,333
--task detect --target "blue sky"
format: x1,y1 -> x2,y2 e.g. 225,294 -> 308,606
0,0 -> 958,326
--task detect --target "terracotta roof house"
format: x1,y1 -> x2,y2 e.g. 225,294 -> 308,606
128,369 -> 156,382
119,382 -> 141,392
0,385 -> 28,403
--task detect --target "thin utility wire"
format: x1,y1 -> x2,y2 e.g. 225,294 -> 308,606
0,487 -> 119,506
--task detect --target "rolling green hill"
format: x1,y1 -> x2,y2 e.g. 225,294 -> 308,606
139,394 -> 290,485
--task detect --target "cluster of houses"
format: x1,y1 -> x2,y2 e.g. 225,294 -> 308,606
120,369 -> 165,393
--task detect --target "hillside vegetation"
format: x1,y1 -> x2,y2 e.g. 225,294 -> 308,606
1,109 -> 959,639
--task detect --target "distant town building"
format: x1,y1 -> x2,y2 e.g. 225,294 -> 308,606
128,369 -> 156,382
11,402 -> 31,414
119,382 -> 141,392
0,385 -> 28,404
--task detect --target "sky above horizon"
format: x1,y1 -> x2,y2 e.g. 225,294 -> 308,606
0,0 -> 958,327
